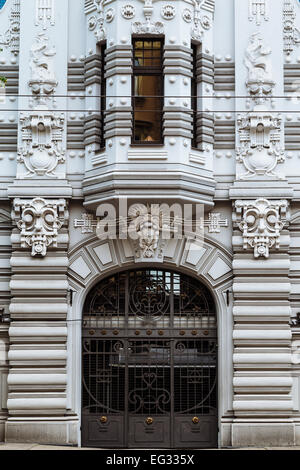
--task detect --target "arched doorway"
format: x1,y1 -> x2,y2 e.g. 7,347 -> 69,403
81,268 -> 218,448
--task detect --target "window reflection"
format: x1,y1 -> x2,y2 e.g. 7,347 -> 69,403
133,39 -> 163,144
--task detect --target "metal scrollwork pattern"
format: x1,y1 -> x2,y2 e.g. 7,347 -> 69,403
128,370 -> 171,414
82,270 -> 217,448
83,269 -> 216,330
129,272 -> 170,321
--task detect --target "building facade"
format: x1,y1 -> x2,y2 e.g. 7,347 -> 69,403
0,0 -> 300,448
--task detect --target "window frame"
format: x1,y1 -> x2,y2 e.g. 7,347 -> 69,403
99,41 -> 107,150
191,43 -> 198,150
132,37 -> 164,146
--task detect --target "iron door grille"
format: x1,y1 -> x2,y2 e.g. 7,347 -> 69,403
82,269 -> 217,448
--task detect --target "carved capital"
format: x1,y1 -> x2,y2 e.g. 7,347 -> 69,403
234,198 -> 289,258
12,198 -> 68,257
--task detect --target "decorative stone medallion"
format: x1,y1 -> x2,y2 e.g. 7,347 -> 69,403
201,15 -> 211,30
121,4 -> 135,20
88,15 -> 97,31
182,8 -> 193,23
161,4 -> 176,20
105,8 -> 115,23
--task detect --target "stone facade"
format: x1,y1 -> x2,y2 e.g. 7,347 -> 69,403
0,0 -> 299,448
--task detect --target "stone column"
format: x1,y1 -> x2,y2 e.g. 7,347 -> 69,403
230,198 -> 294,446
0,208 -> 12,441
5,0 -> 75,444
5,197 -> 77,444
229,1 -> 295,446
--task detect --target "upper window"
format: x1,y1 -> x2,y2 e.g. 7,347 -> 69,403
132,39 -> 164,145
0,0 -> 6,9
100,42 -> 106,149
191,44 -> 198,149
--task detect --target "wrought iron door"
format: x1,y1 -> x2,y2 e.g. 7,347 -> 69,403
82,269 -> 218,448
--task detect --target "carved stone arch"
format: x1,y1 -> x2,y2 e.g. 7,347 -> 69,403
68,234 -> 233,299
67,235 -> 233,445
